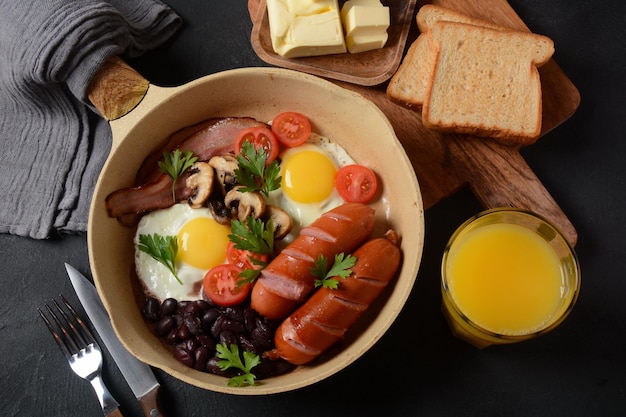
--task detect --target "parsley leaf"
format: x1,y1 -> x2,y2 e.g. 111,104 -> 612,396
228,216 -> 275,256
228,216 -> 274,287
137,234 -> 182,285
235,141 -> 281,196
312,253 -> 358,289
158,149 -> 198,202
215,343 -> 260,387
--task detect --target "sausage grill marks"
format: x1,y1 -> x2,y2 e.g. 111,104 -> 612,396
273,230 -> 402,365
250,203 -> 376,320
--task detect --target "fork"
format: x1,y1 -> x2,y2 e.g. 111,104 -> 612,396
38,296 -> 124,417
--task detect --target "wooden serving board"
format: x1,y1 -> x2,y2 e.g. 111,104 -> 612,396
248,0 -> 581,246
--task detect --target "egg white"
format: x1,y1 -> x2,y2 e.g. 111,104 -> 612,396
134,204 -> 226,301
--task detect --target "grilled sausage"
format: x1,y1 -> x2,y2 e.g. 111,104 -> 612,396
250,203 -> 375,320
273,230 -> 402,365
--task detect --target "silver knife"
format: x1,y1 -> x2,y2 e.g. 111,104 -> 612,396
65,263 -> 165,417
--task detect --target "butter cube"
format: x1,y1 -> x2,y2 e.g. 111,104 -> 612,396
266,0 -> 347,58
346,33 -> 389,54
341,0 -> 390,53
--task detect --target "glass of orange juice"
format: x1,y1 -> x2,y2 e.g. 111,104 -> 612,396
441,208 -> 580,348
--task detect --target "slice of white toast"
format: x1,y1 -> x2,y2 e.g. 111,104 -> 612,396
422,21 -> 554,144
387,5 -> 554,145
387,5 -> 507,110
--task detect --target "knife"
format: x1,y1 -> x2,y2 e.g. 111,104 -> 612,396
65,263 -> 165,417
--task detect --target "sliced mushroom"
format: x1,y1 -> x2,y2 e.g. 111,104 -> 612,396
263,205 -> 293,240
185,162 -> 214,208
208,153 -> 239,194
224,186 -> 266,221
207,193 -> 234,225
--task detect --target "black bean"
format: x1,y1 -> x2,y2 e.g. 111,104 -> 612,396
206,357 -> 233,376
177,300 -> 191,312
159,298 -> 178,318
222,318 -> 244,334
142,297 -> 160,322
165,328 -> 178,345
195,335 -> 215,352
238,334 -> 256,353
194,346 -> 210,371
201,309 -> 220,332
243,307 -> 258,331
173,346 -> 194,367
251,327 -> 273,349
173,313 -> 184,329
211,315 -> 227,338
219,330 -> 237,347
183,302 -> 199,316
177,338 -> 200,353
155,316 -> 175,337
176,323 -> 191,341
193,300 -> 211,311
223,306 -> 245,323
184,315 -> 202,335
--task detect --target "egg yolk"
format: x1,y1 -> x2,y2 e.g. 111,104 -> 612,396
281,150 -> 337,203
177,217 -> 230,270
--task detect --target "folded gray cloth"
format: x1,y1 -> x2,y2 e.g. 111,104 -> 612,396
0,0 -> 181,239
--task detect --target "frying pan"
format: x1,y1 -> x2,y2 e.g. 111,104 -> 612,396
86,57 -> 425,394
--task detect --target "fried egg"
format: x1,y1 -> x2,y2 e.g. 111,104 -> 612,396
134,204 -> 230,301
267,133 -> 356,241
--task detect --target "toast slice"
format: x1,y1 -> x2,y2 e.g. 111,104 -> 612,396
416,4 -> 505,32
422,21 -> 554,144
387,5 -> 507,110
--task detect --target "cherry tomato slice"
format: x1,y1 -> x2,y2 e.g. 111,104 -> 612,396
202,264 -> 250,307
234,126 -> 279,164
335,164 -> 379,204
226,241 -> 269,270
271,112 -> 311,148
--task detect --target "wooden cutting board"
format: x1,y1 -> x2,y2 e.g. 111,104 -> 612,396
248,0 -> 580,246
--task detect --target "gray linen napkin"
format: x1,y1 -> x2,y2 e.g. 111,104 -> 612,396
0,0 -> 181,239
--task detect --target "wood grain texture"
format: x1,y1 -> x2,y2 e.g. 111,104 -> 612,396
249,0 -> 580,246
88,56 -> 149,121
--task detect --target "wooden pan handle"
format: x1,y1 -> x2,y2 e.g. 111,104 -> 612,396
87,56 -> 149,121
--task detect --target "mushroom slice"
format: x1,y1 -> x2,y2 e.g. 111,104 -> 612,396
224,186 -> 266,221
263,205 -> 293,240
209,153 -> 239,194
207,193 -> 234,225
185,162 -> 214,208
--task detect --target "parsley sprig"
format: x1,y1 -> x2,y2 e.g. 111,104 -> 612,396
229,216 -> 275,255
311,253 -> 358,289
216,343 -> 260,387
137,233 -> 182,285
228,216 -> 275,285
235,141 -> 281,196
158,149 -> 198,202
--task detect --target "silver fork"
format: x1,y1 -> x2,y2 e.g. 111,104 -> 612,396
38,296 -> 124,417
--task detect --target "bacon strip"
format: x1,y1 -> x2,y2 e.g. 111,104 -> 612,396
105,117 -> 267,225
105,173 -> 194,225
137,117 -> 266,184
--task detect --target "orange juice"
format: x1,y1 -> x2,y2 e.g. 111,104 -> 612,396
441,209 -> 580,348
